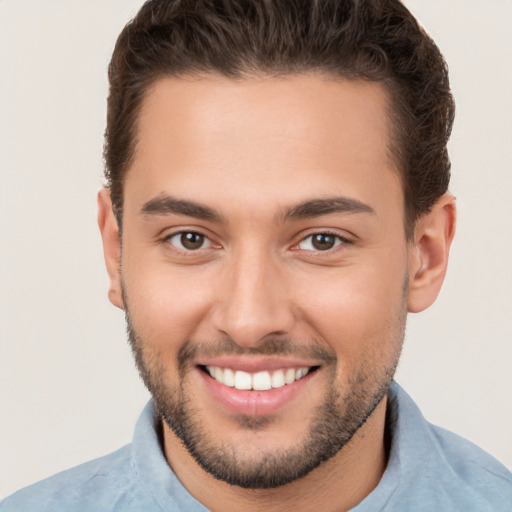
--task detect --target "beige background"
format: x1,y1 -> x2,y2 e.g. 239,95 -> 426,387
1,0 -> 511,496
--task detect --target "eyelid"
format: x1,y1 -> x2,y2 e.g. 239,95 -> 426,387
161,228 -> 220,252
292,230 -> 352,252
170,232 -> 210,250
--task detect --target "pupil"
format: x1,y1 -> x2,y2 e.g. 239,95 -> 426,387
181,232 -> 203,250
312,234 -> 335,250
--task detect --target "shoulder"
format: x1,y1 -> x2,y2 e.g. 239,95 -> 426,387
427,422 -> 512,507
0,444 -> 153,512
386,383 -> 512,511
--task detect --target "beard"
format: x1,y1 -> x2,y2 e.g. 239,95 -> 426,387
123,282 -> 407,489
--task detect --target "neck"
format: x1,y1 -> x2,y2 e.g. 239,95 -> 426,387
162,397 -> 389,512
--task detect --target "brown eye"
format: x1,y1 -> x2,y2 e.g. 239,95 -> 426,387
312,234 -> 336,250
167,231 -> 210,251
298,233 -> 344,251
181,232 -> 204,249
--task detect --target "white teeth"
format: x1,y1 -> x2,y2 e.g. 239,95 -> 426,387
253,371 -> 272,390
223,368 -> 235,387
213,366 -> 224,382
271,369 -> 285,389
296,367 -> 308,379
284,368 -> 296,384
234,370 -> 252,390
206,365 -> 312,390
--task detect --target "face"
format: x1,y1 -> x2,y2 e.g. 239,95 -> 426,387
115,75 -> 411,488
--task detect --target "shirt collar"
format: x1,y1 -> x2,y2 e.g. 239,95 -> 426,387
131,381 -> 417,511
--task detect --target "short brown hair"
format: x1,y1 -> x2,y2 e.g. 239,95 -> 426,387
104,0 -> 454,236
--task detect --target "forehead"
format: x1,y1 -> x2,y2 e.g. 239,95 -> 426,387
126,74 -> 402,222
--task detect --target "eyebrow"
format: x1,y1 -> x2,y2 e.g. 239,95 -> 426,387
140,195 -> 224,222
140,194 -> 374,224
281,197 -> 375,222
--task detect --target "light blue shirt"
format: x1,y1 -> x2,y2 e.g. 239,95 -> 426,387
1,382 -> 511,511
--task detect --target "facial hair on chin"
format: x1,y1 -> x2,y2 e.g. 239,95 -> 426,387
123,298 -> 406,489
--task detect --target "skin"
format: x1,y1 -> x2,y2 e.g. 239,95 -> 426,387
98,74 -> 456,511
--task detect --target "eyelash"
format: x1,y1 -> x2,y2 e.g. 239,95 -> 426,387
294,232 -> 349,252
162,230 -> 350,254
163,231 -> 213,252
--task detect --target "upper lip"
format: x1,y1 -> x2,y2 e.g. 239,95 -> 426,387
196,356 -> 320,373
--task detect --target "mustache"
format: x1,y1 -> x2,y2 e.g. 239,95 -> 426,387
122,289 -> 337,373
177,336 -> 337,371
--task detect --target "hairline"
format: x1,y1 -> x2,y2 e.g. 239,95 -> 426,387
112,70 -> 415,240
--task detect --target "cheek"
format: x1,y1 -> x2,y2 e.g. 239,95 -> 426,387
292,258 -> 407,362
122,258 -> 215,348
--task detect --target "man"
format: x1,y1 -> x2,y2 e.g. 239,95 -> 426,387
1,0 -> 510,510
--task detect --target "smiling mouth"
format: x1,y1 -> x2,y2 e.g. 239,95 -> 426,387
199,365 -> 319,391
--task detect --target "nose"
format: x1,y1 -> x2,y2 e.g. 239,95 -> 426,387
211,247 -> 295,348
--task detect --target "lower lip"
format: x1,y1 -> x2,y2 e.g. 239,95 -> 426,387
198,368 -> 315,416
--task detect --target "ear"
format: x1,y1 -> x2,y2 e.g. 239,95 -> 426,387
407,194 -> 456,313
97,188 -> 124,310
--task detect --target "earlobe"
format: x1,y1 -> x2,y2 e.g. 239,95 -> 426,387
97,188 -> 124,310
407,194 -> 456,313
